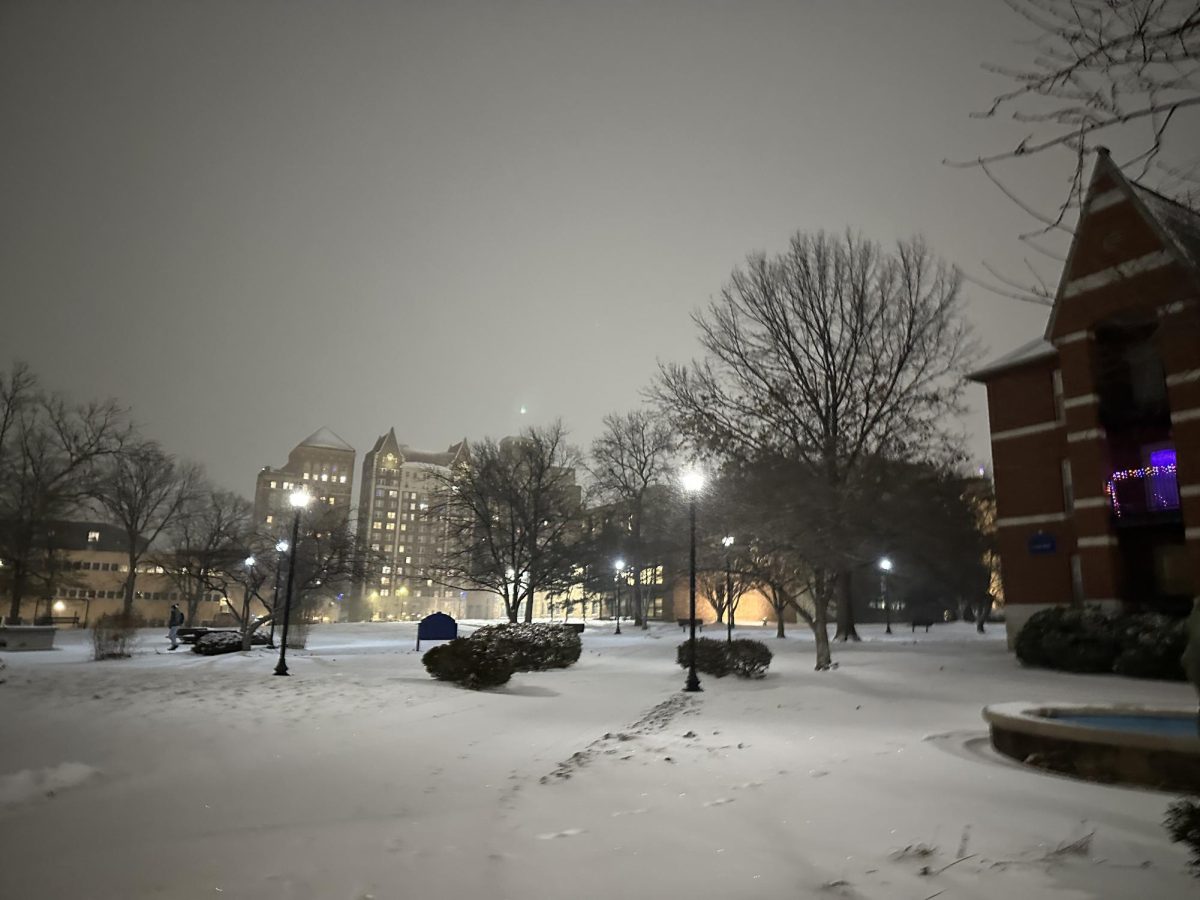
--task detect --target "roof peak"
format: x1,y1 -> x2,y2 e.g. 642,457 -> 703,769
300,426 -> 355,453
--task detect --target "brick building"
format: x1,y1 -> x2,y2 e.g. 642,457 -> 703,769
971,149 -> 1200,646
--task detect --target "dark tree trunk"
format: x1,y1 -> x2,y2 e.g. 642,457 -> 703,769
833,569 -> 860,642
122,568 -> 137,617
813,598 -> 833,669
7,567 -> 28,622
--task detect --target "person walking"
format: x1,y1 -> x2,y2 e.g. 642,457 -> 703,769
168,603 -> 185,651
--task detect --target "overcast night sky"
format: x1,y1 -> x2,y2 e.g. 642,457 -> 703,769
4,0 -> 1189,493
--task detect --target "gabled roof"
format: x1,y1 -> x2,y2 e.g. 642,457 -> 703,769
1045,147 -> 1200,339
300,426 -> 355,453
967,337 -> 1057,382
1130,182 -> 1200,273
368,428 -> 401,457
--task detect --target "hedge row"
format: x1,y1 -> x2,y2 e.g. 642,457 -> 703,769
423,623 -> 583,689
675,637 -> 772,679
1015,606 -> 1187,680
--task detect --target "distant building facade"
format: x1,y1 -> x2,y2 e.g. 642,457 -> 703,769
354,430 -> 468,620
253,427 -> 356,536
0,521 -> 226,626
971,149 -> 1200,646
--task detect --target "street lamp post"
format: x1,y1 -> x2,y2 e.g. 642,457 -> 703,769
681,469 -> 706,692
722,535 -> 734,643
269,539 -> 288,649
274,490 -> 312,676
878,557 -> 894,635
613,559 -> 625,635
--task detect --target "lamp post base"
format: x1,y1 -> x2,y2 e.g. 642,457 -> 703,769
683,669 -> 703,692
273,662 -> 290,676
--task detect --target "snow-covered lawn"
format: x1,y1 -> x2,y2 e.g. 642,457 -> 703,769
1,622 -> 1195,899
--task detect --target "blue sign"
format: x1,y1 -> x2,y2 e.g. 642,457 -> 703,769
415,612 -> 457,649
1027,532 -> 1057,555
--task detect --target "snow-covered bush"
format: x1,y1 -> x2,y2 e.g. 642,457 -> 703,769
470,623 -> 582,671
1017,607 -> 1187,680
1165,799 -> 1200,875
727,639 -> 772,678
423,638 -> 515,689
91,613 -> 142,660
1015,607 -> 1121,674
192,632 -> 245,655
676,637 -> 733,677
676,637 -> 773,679
1113,616 -> 1186,680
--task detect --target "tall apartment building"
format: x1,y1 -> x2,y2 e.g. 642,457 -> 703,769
253,427 -> 356,536
355,429 -> 468,620
971,149 -> 1200,647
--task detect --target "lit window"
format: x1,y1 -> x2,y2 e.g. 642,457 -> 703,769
387,511 -> 396,519
371,543 -> 380,551
373,522 -> 382,530
382,566 -> 392,574
381,589 -> 390,597
340,476 -> 347,483
400,524 -> 407,531
406,556 -> 412,564
87,530 -> 100,543
386,523 -> 396,531
270,481 -> 277,489
266,515 -> 274,524
397,545 -> 404,552
303,473 -> 310,480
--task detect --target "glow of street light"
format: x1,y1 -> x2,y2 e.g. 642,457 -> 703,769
275,540 -> 289,553
505,567 -> 516,580
244,556 -> 256,568
289,489 -> 313,509
680,468 -> 706,494
878,557 -> 894,572
614,559 -> 625,572
722,535 -> 734,548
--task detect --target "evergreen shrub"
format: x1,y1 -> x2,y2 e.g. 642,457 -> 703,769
1016,606 -> 1187,680
728,638 -> 773,678
423,638 -> 515,689
1113,615 -> 1187,680
193,632 -> 244,655
1165,799 -> 1200,875
470,623 -> 582,671
676,637 -> 772,678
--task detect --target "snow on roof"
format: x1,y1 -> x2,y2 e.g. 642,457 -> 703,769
967,337 -> 1057,381
300,426 -> 355,453
1130,182 -> 1200,273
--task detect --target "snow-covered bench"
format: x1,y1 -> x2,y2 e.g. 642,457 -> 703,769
677,618 -> 704,631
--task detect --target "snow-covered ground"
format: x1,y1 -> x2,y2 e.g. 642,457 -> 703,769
1,621 -> 1195,899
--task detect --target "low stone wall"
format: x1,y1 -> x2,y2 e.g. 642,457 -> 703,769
984,702 -> 1200,793
0,625 -> 58,651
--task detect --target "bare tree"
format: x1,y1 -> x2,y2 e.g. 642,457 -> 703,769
589,410 -> 678,627
93,440 -> 203,618
950,1 -> 1200,302
655,231 -> 975,669
431,422 -> 583,623
0,364 -> 127,622
154,487 -> 254,626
